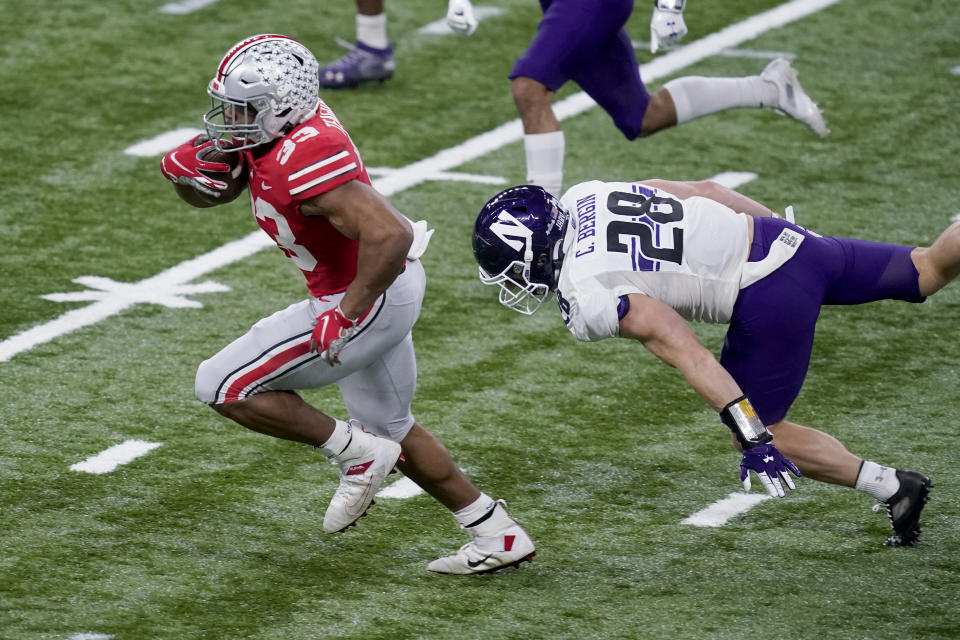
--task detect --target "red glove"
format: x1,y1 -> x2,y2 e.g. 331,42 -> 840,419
160,135 -> 232,198
310,304 -> 361,365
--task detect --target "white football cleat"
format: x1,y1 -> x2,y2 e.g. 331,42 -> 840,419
761,57 -> 829,138
427,500 -> 536,574
322,421 -> 402,533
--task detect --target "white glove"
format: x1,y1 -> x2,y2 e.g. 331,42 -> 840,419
650,0 -> 688,53
447,0 -> 478,36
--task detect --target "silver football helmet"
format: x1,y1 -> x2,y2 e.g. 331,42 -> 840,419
204,34 -> 320,151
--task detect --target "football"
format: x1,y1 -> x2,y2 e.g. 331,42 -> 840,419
173,145 -> 249,208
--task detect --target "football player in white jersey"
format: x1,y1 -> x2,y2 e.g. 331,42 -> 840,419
473,180 -> 960,546
161,34 -> 534,574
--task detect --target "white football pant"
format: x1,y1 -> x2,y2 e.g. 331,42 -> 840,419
195,259 -> 426,441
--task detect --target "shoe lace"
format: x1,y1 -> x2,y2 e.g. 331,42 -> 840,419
328,37 -> 369,67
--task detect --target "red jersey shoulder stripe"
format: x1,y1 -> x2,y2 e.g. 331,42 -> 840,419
288,150 -> 358,196
289,150 -> 350,180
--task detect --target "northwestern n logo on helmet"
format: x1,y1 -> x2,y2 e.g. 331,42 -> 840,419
489,211 -> 532,252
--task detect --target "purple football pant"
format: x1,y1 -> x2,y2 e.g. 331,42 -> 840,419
509,0 -> 649,140
720,217 -> 925,426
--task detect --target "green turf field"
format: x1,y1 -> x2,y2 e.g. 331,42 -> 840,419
2,0 -> 959,638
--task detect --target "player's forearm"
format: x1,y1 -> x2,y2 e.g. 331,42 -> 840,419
698,181 -> 775,218
340,225 -> 412,319
675,349 -> 745,413
649,330 -> 743,411
624,301 -> 743,411
641,179 -> 775,218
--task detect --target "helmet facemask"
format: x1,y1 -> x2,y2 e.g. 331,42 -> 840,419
204,93 -> 273,151
478,260 -> 551,315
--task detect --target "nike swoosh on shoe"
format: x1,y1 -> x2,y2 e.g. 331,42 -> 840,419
466,555 -> 493,569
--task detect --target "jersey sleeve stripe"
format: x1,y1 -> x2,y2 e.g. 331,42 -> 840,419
289,162 -> 358,195
288,150 -> 350,180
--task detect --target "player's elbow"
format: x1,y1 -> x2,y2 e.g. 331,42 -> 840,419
692,180 -> 725,199
366,216 -> 413,270
387,216 -> 414,261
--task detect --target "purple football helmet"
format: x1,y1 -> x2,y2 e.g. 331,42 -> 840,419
472,185 -> 569,314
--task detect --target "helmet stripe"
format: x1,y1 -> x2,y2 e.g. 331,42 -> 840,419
216,33 -> 298,80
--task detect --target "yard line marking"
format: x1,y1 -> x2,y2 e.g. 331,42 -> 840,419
70,440 -> 163,474
633,41 -> 796,61
418,6 -> 505,35
157,0 -> 220,14
0,233 -> 268,362
66,634 -> 114,640
952,66 -> 960,76
368,167 -> 507,186
715,47 -> 796,60
123,128 -> 201,156
376,475 -> 426,499
682,492 -> 771,527
2,0 -> 840,362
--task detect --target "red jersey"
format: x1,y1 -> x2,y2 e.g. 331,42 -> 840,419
243,101 -> 369,297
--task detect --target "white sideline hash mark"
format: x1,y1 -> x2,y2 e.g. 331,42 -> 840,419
71,440 -> 162,474
67,634 -> 114,640
682,492 -> 771,527
418,6 -> 505,35
376,475 -> 426,499
709,172 -> 758,190
157,0 -> 220,14
1,0 -> 841,362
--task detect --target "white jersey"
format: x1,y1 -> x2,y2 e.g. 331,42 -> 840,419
556,180 -> 752,342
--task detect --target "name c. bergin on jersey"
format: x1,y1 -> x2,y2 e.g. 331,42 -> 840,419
574,193 -> 597,257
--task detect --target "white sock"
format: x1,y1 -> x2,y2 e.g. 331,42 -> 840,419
523,131 -> 565,197
453,493 -> 496,527
356,13 -> 389,50
317,419 -> 353,458
663,75 -> 779,124
855,460 -> 900,501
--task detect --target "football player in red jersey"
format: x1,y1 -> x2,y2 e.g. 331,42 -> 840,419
161,34 -> 533,574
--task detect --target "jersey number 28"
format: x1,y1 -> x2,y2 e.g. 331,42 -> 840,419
605,191 -> 684,265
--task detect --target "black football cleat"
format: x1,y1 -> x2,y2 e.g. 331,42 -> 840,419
876,469 -> 933,547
